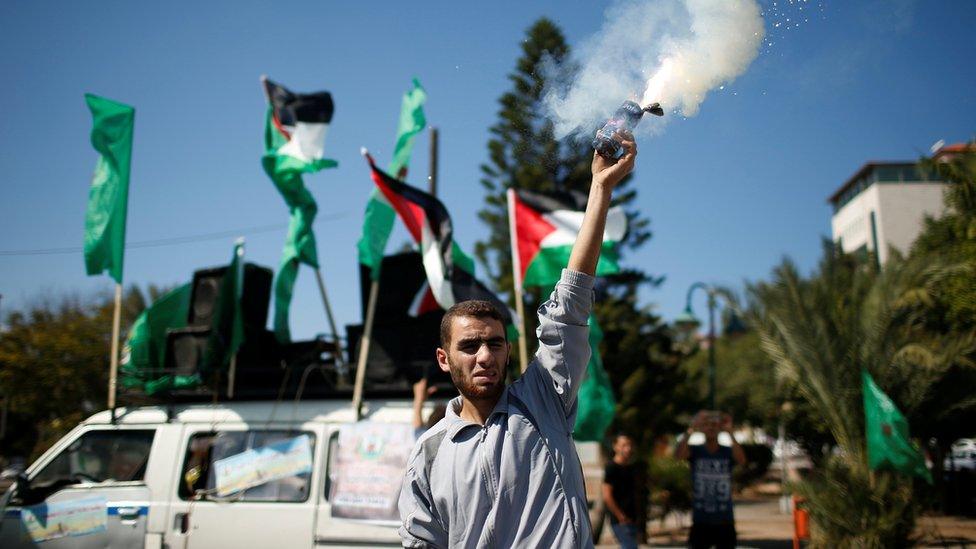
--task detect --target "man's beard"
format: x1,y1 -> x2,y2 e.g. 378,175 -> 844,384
446,355 -> 507,404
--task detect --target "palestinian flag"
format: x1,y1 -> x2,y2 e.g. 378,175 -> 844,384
263,77 -> 337,172
261,77 -> 337,342
507,188 -> 621,441
508,188 -> 627,288
362,151 -> 512,325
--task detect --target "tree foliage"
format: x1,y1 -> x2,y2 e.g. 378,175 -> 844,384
911,148 -> 976,331
0,287 -> 154,458
475,18 -> 691,446
476,19 -> 649,292
746,231 -> 976,544
682,330 -> 778,427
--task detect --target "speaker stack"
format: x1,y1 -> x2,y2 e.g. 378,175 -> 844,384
345,251 -> 453,393
164,263 -> 275,382
160,252 -> 450,399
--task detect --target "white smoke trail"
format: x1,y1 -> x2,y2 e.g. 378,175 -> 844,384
542,0 -> 765,139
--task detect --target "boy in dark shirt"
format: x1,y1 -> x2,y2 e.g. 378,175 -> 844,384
603,433 -> 642,549
676,411 -> 747,549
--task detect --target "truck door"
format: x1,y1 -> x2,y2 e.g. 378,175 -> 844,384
0,428 -> 155,548
313,424 -> 407,547
163,425 -> 320,549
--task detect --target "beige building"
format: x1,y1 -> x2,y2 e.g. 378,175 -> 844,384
828,144 -> 967,264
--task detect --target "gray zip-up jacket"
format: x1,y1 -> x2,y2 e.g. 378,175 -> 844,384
398,269 -> 595,549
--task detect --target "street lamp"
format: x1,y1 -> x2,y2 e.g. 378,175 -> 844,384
676,282 -> 719,410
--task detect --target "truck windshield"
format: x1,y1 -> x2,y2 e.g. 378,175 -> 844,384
31,430 -> 155,485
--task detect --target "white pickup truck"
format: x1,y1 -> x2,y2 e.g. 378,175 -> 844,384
0,399 -> 604,548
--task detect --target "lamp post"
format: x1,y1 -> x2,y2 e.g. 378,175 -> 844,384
675,282 -> 718,410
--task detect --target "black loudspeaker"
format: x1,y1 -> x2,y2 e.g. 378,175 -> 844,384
164,326 -> 211,376
350,251 -> 456,392
165,326 -> 286,375
188,263 -> 273,329
359,252 -> 429,323
346,312 -> 451,391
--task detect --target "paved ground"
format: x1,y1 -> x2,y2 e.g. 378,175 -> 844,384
596,496 -> 976,548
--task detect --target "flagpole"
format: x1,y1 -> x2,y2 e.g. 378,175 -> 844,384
350,147 -> 388,420
506,188 -> 530,372
313,268 -> 345,368
227,238 -> 245,399
351,280 -> 377,420
227,356 -> 237,399
107,283 -> 123,411
428,127 -> 438,197
352,129 -> 435,418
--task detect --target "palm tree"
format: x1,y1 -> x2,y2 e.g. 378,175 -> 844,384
747,241 -> 974,547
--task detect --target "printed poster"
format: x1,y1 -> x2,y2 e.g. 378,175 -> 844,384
21,496 -> 107,543
213,434 -> 313,496
329,421 -> 415,521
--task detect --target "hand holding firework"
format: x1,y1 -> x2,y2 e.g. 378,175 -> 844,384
591,101 -> 663,159
591,129 -> 636,190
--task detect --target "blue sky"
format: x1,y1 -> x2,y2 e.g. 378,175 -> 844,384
1,0 -> 974,342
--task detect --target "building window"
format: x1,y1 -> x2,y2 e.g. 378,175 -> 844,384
832,163 -> 944,213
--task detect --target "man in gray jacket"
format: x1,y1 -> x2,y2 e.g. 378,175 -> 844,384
398,131 -> 637,548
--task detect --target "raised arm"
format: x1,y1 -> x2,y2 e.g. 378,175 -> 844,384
568,130 -> 637,275
676,411 -> 705,461
528,131 -> 639,416
722,413 -> 747,467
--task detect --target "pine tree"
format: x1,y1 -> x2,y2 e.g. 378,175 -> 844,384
475,18 -> 690,442
476,18 -> 648,290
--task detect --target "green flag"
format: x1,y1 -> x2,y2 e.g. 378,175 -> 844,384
84,94 -> 134,284
573,314 -> 616,441
357,78 -> 427,280
203,241 -> 246,372
261,79 -> 337,342
862,369 -> 932,483
120,283 -> 196,395
390,78 -> 428,177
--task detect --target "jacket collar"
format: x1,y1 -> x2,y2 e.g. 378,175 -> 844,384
445,389 -> 510,441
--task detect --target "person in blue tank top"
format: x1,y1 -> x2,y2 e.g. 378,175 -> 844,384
675,410 -> 747,549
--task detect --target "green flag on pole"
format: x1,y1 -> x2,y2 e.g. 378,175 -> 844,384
120,283 -> 195,395
121,242 -> 245,395
573,314 -> 616,441
261,78 -> 337,342
862,369 -> 932,483
357,79 -> 427,280
84,94 -> 134,284
390,78 -> 428,177
203,240 -> 246,373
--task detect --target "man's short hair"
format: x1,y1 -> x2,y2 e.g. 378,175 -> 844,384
440,300 -> 506,348
613,432 -> 634,444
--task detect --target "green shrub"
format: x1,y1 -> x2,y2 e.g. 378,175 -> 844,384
648,456 -> 692,519
793,456 -> 918,548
